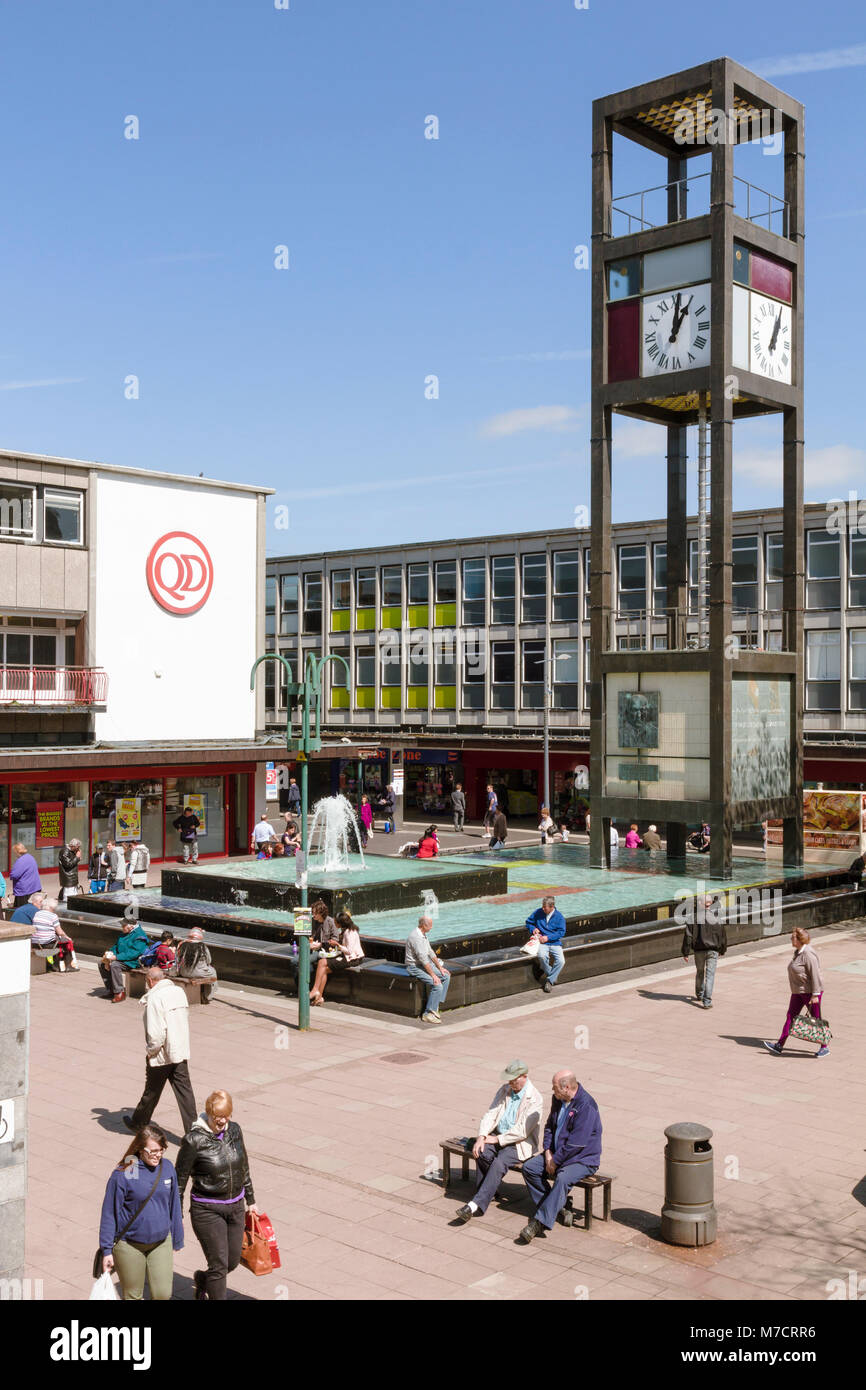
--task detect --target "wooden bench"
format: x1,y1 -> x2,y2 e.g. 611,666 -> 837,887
127,969 -> 215,1004
30,947 -> 54,976
440,1136 -> 614,1229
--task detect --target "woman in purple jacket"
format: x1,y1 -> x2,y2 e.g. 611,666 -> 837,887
10,843 -> 42,908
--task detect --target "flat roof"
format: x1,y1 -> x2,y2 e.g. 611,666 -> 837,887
0,448 -> 274,498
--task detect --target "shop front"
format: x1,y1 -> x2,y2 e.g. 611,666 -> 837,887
461,747 -> 589,823
404,748 -> 463,816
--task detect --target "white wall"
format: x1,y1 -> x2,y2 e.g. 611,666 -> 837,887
92,474 -> 258,742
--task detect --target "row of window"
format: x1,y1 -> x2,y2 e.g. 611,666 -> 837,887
0,484 -> 85,545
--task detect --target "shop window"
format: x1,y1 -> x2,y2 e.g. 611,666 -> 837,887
9,781 -> 89,872
806,531 -> 840,610
280,574 -> 299,636
552,638 -> 579,709
806,630 -> 841,710
303,573 -> 322,634
491,640 -> 515,710
521,553 -> 546,623
521,639 -> 545,709
91,779 -> 164,861
765,533 -> 783,611
407,761 -> 462,815
552,550 -> 579,621
618,543 -> 646,615
850,536 -> 866,609
164,777 -> 224,857
849,629 -> 866,710
732,534 -> 758,612
491,555 -> 515,625
43,488 -> 83,545
462,557 -> 486,626
0,482 -> 35,539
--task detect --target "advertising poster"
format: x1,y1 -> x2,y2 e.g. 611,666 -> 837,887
391,769 -> 404,798
183,793 -> 207,835
35,801 -> 65,849
767,791 -> 866,850
114,797 -> 142,843
265,762 -> 278,801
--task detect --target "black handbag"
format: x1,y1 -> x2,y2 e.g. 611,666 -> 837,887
92,1160 -> 163,1278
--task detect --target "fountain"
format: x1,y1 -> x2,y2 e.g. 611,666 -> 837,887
421,888 -> 439,920
307,795 -> 366,874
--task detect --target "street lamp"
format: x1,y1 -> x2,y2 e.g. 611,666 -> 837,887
250,650 -> 351,1031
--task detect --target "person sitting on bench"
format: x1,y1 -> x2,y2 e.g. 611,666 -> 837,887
519,1070 -> 602,1243
175,928 -> 217,1004
453,1060 -> 542,1224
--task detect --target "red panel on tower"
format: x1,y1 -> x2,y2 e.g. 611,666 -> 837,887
750,252 -> 792,303
607,299 -> 639,382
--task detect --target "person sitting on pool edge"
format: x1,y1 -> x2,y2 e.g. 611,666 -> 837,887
525,895 -> 566,993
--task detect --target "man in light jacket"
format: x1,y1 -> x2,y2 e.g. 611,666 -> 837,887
454,1060 -> 543,1223
123,967 -> 197,1136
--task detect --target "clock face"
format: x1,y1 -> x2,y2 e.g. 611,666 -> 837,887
750,292 -> 792,383
641,283 -> 711,376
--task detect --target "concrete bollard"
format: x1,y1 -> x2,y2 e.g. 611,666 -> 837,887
661,1121 -> 717,1246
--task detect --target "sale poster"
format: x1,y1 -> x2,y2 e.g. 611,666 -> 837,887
35,801 -> 65,849
184,793 -> 207,835
114,797 -> 142,843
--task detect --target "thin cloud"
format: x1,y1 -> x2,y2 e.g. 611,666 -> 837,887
748,43 -> 866,77
140,251 -> 225,265
815,207 -> 866,221
484,349 -> 590,363
0,377 -> 85,391
285,461 -> 545,502
480,405 -> 583,438
734,444 -> 866,491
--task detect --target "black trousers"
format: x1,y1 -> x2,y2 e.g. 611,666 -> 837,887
190,1198 -> 246,1300
129,1059 -> 197,1136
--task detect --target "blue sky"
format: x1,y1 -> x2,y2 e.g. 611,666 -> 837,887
2,1 -> 864,554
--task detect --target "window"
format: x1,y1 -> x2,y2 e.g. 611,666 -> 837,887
355,646 -> 375,687
264,645 -> 275,708
408,562 -> 429,605
584,549 -> 591,618
850,535 -> 866,609
303,573 -> 322,634
806,531 -> 840,609
732,535 -> 758,612
850,630 -> 866,710
435,560 -> 456,604
331,569 -> 351,609
583,636 -> 591,709
265,575 -> 276,637
0,483 -> 35,538
552,550 -> 579,621
766,533 -> 783,611
653,543 -> 667,616
1,631 -> 58,667
491,556 -> 515,624
521,639 -> 545,708
688,538 -> 700,614
408,631 -> 428,687
43,489 -> 83,545
356,567 -> 376,608
462,633 -> 485,709
806,630 -> 841,710
618,543 -> 646,614
280,574 -> 299,636
380,633 -> 401,687
434,632 -> 456,687
552,638 -> 579,709
521,553 -> 546,622
462,557 -> 486,626
491,640 -> 515,709
381,565 -> 402,608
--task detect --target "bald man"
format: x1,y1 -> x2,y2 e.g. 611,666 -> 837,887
519,1070 -> 602,1243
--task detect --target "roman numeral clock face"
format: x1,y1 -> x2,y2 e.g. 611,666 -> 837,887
751,293 -> 792,383
642,283 -> 711,375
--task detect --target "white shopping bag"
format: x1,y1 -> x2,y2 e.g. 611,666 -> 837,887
89,1271 -> 119,1300
520,937 -> 541,957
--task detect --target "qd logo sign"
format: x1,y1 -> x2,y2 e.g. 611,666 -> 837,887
146,532 -> 214,615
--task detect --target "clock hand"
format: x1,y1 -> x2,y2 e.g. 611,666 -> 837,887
768,307 -> 782,354
668,292 -> 684,343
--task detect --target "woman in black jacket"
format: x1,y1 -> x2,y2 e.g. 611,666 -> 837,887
57,838 -> 82,904
176,1090 -> 258,1300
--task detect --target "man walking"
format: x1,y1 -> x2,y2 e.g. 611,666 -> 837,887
286,777 -> 301,818
451,782 -> 466,834
681,894 -> 727,1009
525,895 -> 566,993
454,1061 -> 543,1223
173,805 -> 201,863
519,1070 -> 602,1243
405,915 -> 450,1024
104,839 -> 127,892
642,824 -> 662,852
482,784 -> 498,836
123,967 -> 197,1137
250,813 -> 274,855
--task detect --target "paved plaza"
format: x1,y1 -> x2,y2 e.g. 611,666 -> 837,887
25,918 -> 866,1302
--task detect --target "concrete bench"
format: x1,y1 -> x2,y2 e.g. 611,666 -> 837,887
440,1136 -> 613,1228
127,968 -> 216,1004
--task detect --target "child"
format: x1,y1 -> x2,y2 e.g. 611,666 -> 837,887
559,821 -> 570,843
538,807 -> 556,844
155,931 -> 176,970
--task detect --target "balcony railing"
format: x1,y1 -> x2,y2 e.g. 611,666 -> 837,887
0,666 -> 108,705
607,608 -> 791,653
609,172 -> 789,238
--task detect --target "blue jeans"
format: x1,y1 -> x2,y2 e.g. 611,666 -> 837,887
522,1152 -> 597,1229
473,1142 -> 521,1214
694,949 -> 718,1003
407,964 -> 450,1014
537,942 -> 564,985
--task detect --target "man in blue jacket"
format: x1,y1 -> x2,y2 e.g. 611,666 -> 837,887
525,895 -> 566,993
519,1070 -> 602,1242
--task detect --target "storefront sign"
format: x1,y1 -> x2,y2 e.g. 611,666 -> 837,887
184,793 -> 208,835
35,801 -> 65,849
405,749 -> 460,765
114,797 -> 142,843
265,762 -> 279,801
767,791 -> 866,850
293,907 -> 312,937
355,748 -> 389,761
146,531 -> 214,616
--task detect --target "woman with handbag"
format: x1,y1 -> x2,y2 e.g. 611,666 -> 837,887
97,1122 -> 183,1300
764,928 -> 830,1057
176,1089 -> 258,1300
310,909 -> 365,1004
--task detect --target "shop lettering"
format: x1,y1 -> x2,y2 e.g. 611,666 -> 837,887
146,532 -> 214,616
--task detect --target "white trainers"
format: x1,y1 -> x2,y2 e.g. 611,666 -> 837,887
421,1012 -> 442,1025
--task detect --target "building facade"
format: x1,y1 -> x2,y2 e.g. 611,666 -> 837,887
266,503 -> 866,822
0,449 -> 273,874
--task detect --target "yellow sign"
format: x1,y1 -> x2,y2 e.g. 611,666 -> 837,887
295,751 -> 307,762
115,797 -> 142,843
183,793 -> 207,835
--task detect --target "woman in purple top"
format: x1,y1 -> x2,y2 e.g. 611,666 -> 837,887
176,1090 -> 258,1301
10,843 -> 42,907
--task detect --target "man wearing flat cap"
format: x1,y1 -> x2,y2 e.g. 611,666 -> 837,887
453,1060 -> 543,1223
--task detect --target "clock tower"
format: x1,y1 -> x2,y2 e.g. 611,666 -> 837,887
589,58 -> 804,878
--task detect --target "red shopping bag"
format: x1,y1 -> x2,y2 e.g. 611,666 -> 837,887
243,1209 -> 281,1272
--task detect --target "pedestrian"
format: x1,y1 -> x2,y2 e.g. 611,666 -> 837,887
681,894 -> 727,1009
307,899 -> 341,1005
764,928 -> 830,1057
453,1060 -> 543,1224
88,844 -> 107,893
404,915 -> 450,1024
849,851 -> 865,891
286,776 -> 301,818
250,812 -> 273,856
642,823 -> 662,852
416,825 -> 440,858
281,820 -> 301,855
10,842 -> 41,908
376,784 -> 397,830
104,839 -> 126,892
98,1122 -> 183,1301
175,927 -> 217,1003
559,820 -> 570,842
538,806 -> 556,844
525,895 -> 566,993
482,784 -> 498,835
309,909 -> 365,1004
176,1089 -> 258,1301
359,794 -> 373,847
489,808 -> 508,849
127,841 -> 151,889
27,895 -> 79,972
624,823 -> 642,848
609,823 -> 620,849
761,819 -> 769,854
451,782 -> 466,834
122,966 -> 198,1134
98,918 -> 151,1002
57,838 -> 82,904
519,1070 -> 603,1243
173,805 -> 201,863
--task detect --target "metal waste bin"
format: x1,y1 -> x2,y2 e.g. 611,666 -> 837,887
660,1121 -> 717,1246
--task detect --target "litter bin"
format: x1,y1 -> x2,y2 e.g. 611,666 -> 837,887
660,1121 -> 717,1246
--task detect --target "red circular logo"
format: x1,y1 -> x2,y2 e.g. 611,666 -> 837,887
146,532 -> 214,615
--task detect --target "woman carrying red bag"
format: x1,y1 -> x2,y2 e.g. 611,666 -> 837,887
176,1089 -> 259,1300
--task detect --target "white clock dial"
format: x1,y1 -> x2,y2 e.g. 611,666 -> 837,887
641,283 -> 711,376
750,292 -> 792,383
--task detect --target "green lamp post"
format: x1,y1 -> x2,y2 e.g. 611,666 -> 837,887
249,651 -> 351,1032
